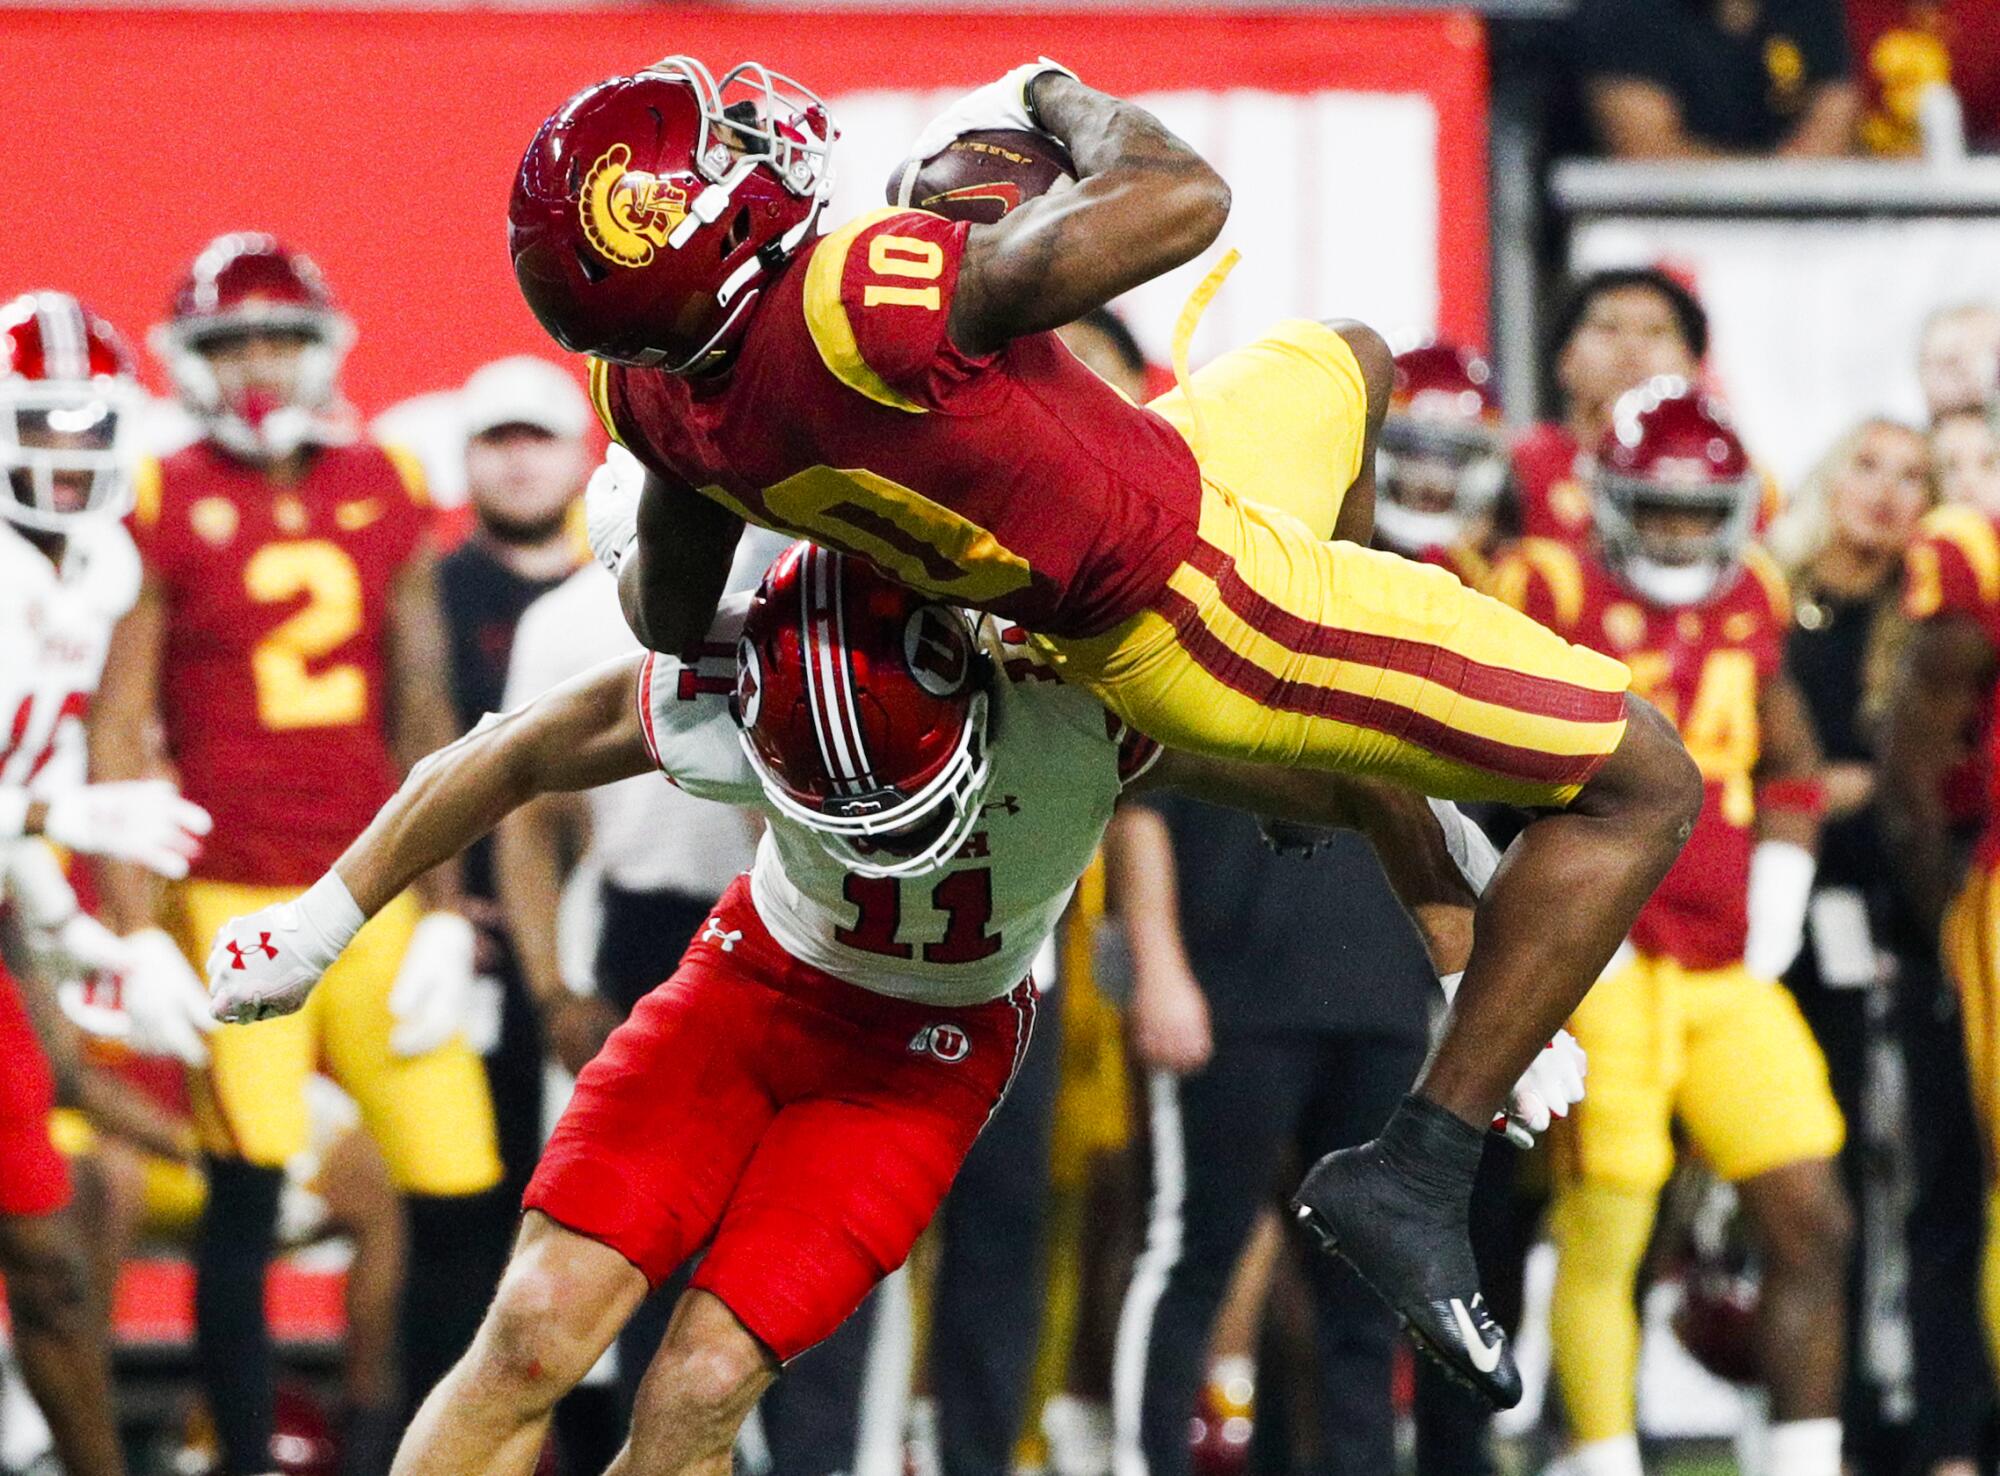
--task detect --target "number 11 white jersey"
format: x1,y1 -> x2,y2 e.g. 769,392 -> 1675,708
638,595 -> 1157,1007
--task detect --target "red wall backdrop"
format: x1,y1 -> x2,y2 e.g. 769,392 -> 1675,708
0,7 -> 1487,411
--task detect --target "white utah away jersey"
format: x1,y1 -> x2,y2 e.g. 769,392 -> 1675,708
638,595 -> 1157,1006
0,518 -> 141,798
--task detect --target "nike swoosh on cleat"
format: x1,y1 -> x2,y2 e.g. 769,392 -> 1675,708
1449,1298 -> 1502,1374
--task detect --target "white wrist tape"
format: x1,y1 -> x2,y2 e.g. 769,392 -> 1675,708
1744,839 -> 1815,981
1427,799 -> 1502,895
295,871 -> 368,969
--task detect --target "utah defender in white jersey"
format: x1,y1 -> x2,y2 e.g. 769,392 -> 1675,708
205,544 -> 1579,1476
0,292 -> 213,1476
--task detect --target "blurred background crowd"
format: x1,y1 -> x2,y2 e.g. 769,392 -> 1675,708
11,2 -> 2000,1476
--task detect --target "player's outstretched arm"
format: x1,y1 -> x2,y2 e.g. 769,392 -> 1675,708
1744,671 -> 1824,981
1882,615 -> 1993,941
950,74 -> 1230,355
208,658 -> 653,1024
1142,749 -> 1481,975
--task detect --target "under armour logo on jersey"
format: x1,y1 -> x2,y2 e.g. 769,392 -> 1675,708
224,933 -> 279,970
700,919 -> 742,953
909,1023 -> 971,1063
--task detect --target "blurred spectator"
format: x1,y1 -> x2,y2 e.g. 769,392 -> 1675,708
1769,419 -> 1933,1467
1918,303 -> 2000,423
1933,406 -> 2000,513
1104,801 -> 1478,1476
1572,0 -> 1860,157
1515,269 -> 1708,548
1849,0 -> 2000,154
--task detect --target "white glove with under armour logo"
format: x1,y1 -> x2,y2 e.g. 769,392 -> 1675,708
387,912 -> 476,1058
906,59 -> 1080,164
208,872 -> 366,1025
121,928 -> 219,1066
42,781 -> 213,879
1499,1030 -> 1587,1149
585,445 -> 646,577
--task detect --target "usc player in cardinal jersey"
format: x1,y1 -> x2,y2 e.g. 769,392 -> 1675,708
88,235 -> 501,1474
1885,495 -> 2000,1385
507,57 -> 1702,1403
1493,383 -> 1851,1476
1375,340 -> 1508,588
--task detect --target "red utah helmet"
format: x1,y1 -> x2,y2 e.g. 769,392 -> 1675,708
1377,339 -> 1509,554
152,232 -> 354,461
1594,377 -> 1759,606
511,57 -> 835,373
0,291 -> 142,533
735,542 -> 994,878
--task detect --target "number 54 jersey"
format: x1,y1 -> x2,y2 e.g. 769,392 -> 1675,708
637,595 -> 1159,1007
128,440 -> 430,886
1493,539 -> 1791,970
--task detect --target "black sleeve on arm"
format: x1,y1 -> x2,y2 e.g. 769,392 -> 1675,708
1571,0 -> 1680,83
1784,0 -> 1854,81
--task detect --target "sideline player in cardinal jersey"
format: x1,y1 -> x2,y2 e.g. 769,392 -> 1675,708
202,540 -> 1585,1476
506,58 -> 1702,1398
87,235 -> 501,1474
1376,340 -> 1509,587
1884,488 -> 2000,1386
1493,383 -> 1852,1476
0,291 -> 215,1476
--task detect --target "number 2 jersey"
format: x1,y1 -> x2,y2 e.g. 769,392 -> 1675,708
0,517 -> 141,802
590,208 -> 1205,639
1494,539 -> 1791,969
128,439 -> 430,886
1904,504 -> 2000,864
637,595 -> 1158,1006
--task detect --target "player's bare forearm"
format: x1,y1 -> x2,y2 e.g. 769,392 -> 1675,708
1326,321 -> 1395,546
4,952 -> 85,1107
79,1069 -> 196,1163
495,792 -> 587,1010
1102,805 -> 1196,982
951,76 -> 1228,352
1145,749 -> 1477,972
1419,694 -> 1701,1127
1754,672 -> 1824,852
335,659 -> 652,919
624,472 -> 745,656
387,548 -> 466,910
88,578 -> 169,933
1882,617 -> 1990,940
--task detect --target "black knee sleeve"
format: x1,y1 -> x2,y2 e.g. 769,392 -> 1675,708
195,1158 -> 285,1476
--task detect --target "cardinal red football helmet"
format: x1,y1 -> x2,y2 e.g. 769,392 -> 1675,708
511,57 -> 835,373
1378,340 -> 1508,555
0,291 -> 142,533
1594,378 -> 1758,606
735,542 -> 993,878
152,233 -> 355,462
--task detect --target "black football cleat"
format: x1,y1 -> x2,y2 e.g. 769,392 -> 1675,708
1291,1140 -> 1523,1410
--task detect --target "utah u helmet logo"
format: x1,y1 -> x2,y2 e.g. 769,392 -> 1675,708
909,1023 -> 971,1064
579,144 -> 692,269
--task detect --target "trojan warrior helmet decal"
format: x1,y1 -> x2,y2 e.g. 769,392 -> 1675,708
579,144 -> 693,269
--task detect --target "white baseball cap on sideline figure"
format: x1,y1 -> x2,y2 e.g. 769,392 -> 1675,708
461,356 -> 592,441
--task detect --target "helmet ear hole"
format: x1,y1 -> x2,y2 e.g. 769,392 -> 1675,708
574,246 -> 609,285
723,206 -> 753,257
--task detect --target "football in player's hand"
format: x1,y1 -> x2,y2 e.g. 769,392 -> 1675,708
887,129 -> 1077,225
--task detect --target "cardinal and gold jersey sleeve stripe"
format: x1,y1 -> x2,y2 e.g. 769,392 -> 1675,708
1922,504 -> 2000,607
803,207 -> 929,415
587,358 -> 624,445
379,443 -> 430,507
1742,545 -> 1791,627
131,455 -> 162,530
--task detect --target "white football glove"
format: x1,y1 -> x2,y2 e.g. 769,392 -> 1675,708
585,445 -> 647,577
906,59 -> 1079,165
208,873 -> 366,1026
120,928 -> 219,1066
1498,1029 -> 1587,1149
42,781 -> 213,879
387,911 -> 477,1058
1744,839 -> 1815,982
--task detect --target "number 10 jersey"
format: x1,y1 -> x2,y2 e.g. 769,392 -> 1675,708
128,440 -> 430,885
638,595 -> 1158,1007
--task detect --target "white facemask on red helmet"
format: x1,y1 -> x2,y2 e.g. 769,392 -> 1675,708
151,232 -> 356,463
1594,377 -> 1759,607
0,291 -> 143,534
1377,340 -> 1509,555
735,543 -> 994,879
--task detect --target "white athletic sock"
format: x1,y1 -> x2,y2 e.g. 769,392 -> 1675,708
1566,1433 -> 1644,1476
1764,1418 -> 1842,1476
